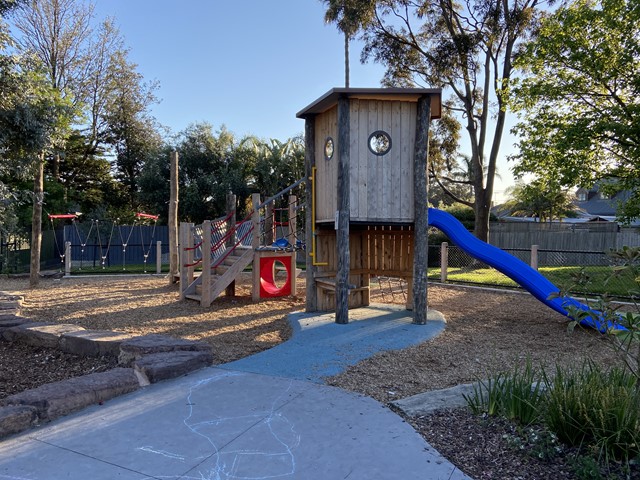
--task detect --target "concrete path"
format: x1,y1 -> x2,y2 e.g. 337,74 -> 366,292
223,304 -> 447,382
0,305 -> 472,480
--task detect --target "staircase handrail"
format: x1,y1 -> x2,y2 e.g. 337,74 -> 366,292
256,177 -> 305,210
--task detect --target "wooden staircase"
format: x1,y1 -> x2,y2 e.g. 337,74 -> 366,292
182,245 -> 254,306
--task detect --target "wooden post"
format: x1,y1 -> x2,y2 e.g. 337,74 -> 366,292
265,202 -> 274,246
412,95 -> 433,325
201,220 -> 212,307
179,222 -> 195,299
336,96 -> 351,324
156,241 -> 162,274
252,193 -> 261,302
179,222 -> 189,299
439,241 -> 449,283
65,241 -> 71,276
225,192 -> 236,297
531,244 -> 539,271
304,117 -> 318,311
251,193 -> 260,249
289,195 -> 297,297
168,151 -> 179,284
288,195 -> 297,248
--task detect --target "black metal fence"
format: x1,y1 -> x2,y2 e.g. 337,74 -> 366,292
0,236 -> 30,274
58,224 -> 170,274
0,225 -> 171,275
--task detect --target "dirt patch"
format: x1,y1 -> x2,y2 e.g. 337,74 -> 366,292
0,342 -> 118,400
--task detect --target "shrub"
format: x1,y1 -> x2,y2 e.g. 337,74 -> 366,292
543,362 -> 640,464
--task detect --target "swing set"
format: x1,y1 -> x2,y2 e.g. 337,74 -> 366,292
47,212 -> 163,275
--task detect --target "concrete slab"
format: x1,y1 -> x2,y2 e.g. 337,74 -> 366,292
0,367 -> 470,480
223,304 -> 446,382
1,322 -> 56,343
0,315 -> 31,330
0,441 -> 148,480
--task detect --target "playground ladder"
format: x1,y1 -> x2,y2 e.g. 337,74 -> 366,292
180,185 -> 304,307
182,244 -> 254,306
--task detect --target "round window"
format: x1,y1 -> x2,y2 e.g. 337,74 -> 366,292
368,131 -> 392,156
324,137 -> 334,161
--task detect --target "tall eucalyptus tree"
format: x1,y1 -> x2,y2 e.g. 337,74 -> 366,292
323,0 -> 547,240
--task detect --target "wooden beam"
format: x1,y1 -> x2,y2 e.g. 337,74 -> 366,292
336,96 -> 351,324
305,117 -> 318,311
168,151 -> 179,284
225,192 -> 236,297
251,193 -> 260,250
201,220 -> 212,307
289,194 -> 297,296
179,222 -> 193,299
412,95 -> 433,325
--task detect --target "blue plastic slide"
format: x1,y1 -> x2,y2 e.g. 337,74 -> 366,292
427,208 -> 616,331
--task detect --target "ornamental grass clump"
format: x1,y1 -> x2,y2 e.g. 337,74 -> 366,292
543,362 -> 640,464
465,359 -> 640,469
463,359 -> 545,426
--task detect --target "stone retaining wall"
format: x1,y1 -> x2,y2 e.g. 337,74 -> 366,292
0,292 -> 214,439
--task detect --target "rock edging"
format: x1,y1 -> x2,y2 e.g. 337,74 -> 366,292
0,291 -> 213,439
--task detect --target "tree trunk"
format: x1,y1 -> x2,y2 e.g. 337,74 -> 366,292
52,152 -> 60,180
344,32 -> 350,88
474,198 -> 490,243
412,95 -> 433,325
29,156 -> 44,288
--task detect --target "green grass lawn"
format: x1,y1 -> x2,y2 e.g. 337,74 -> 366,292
435,265 -> 638,298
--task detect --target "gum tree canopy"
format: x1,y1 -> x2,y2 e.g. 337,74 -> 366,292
510,0 -> 640,222
324,0 -> 545,241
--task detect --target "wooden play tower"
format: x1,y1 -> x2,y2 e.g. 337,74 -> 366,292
297,88 -> 442,324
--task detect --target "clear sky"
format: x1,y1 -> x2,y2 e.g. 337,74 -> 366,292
90,0 -> 386,140
88,0 -> 514,200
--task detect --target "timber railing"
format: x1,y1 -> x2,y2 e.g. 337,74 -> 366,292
179,178 -> 307,302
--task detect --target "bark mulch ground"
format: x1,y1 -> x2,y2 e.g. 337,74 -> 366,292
0,275 -> 632,478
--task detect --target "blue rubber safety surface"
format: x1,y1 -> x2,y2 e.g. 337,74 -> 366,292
221,304 -> 446,383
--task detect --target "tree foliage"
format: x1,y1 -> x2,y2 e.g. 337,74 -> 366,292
503,179 -> 577,222
509,0 -> 640,222
137,125 -> 305,225
0,24 -> 72,237
105,49 -> 162,207
323,0 -> 545,240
